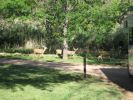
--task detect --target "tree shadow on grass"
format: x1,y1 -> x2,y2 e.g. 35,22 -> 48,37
0,63 -> 102,91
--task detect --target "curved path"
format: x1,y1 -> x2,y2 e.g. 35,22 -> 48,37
0,58 -> 133,100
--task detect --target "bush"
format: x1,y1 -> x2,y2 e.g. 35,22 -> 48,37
0,48 -> 33,54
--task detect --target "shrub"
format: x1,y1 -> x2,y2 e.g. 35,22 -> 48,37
0,48 -> 33,54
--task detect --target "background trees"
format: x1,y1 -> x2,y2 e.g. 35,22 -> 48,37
0,0 -> 132,58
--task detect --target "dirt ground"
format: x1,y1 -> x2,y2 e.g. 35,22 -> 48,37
0,58 -> 133,100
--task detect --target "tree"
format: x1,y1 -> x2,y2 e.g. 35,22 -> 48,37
0,0 -> 46,48
0,0 -> 132,53
44,0 -> 76,58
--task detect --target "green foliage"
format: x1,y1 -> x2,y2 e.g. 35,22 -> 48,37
0,0 -> 132,53
72,33 -> 92,49
69,0 -> 131,49
0,0 -> 32,18
0,19 -> 46,48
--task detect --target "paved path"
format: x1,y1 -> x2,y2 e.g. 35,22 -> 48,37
0,58 -> 133,100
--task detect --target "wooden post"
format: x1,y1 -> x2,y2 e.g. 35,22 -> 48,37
83,49 -> 87,78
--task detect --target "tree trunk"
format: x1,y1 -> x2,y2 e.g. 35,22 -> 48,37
61,1 -> 72,59
62,19 -> 68,59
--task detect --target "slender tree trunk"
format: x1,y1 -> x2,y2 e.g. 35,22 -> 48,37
62,40 -> 68,59
62,19 -> 68,59
62,1 -> 70,59
61,1 -> 73,59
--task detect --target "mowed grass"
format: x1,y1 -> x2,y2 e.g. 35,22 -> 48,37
0,53 -> 127,66
0,64 -> 123,100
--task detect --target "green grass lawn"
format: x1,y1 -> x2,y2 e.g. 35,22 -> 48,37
0,63 -> 123,100
0,53 -> 127,66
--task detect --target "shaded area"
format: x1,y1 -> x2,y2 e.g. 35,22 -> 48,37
0,58 -> 86,74
0,63 -> 101,91
0,58 -> 76,68
101,68 -> 133,92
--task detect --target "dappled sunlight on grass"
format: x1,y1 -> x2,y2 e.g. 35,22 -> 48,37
0,63 -> 123,100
